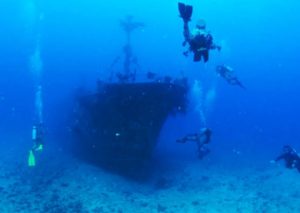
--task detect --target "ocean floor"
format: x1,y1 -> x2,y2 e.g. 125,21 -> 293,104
1,139 -> 300,213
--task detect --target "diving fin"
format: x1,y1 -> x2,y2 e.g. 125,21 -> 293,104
28,150 -> 36,167
178,2 -> 193,23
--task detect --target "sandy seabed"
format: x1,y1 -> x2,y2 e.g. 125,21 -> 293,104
0,153 -> 300,213
1,141 -> 299,213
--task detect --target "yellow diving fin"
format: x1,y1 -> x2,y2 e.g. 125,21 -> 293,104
28,150 -> 36,167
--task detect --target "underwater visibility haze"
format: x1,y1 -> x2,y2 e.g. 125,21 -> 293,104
0,0 -> 300,212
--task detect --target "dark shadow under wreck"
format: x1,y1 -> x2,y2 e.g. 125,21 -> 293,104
73,81 -> 187,170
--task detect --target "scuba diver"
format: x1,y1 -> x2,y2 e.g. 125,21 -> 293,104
216,65 -> 246,89
177,128 -> 212,159
270,145 -> 300,173
28,123 -> 44,167
178,2 -> 221,63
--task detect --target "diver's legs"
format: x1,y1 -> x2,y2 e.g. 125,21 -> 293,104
178,3 -> 193,23
178,2 -> 186,16
193,52 -> 201,61
203,51 -> 209,62
198,147 -> 210,159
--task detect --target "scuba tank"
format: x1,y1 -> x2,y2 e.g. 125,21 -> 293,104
32,125 -> 37,141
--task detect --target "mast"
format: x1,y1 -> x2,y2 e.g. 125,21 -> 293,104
117,16 -> 144,83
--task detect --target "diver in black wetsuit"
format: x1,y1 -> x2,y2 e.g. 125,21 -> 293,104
271,145 -> 300,173
216,65 -> 246,89
178,3 -> 221,62
177,128 -> 212,159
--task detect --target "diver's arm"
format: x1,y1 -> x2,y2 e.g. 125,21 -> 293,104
185,134 -> 199,141
270,154 -> 285,164
176,134 -> 195,143
208,34 -> 221,51
210,43 -> 221,51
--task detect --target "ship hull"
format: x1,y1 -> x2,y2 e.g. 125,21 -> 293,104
72,82 -> 187,171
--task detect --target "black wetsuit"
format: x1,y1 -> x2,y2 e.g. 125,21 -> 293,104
275,151 -> 300,172
183,23 -> 217,63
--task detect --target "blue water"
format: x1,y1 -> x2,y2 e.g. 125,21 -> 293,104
1,0 -> 300,212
